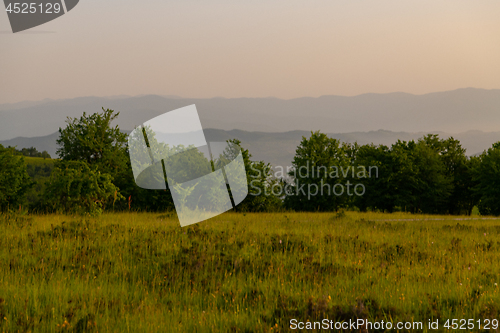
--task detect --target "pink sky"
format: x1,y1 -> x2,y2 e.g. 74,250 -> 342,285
1,0 -> 499,104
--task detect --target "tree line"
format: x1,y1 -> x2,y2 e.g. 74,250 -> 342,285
283,132 -> 486,215
0,108 -> 499,215
0,109 -> 280,214
10,146 -> 52,159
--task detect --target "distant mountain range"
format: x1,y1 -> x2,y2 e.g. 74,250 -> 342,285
0,88 -> 499,141
1,88 -> 499,166
1,129 -> 499,168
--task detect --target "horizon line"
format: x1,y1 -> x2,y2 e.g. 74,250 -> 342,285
2,87 -> 500,107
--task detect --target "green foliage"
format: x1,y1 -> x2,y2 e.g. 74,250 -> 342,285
24,157 -> 55,211
10,146 -> 51,159
0,144 -> 34,211
285,131 -> 482,214
390,138 -> 453,214
284,131 -> 356,211
363,136 -> 469,214
3,107 -> 497,216
422,135 -> 477,214
26,160 -> 53,178
475,142 -> 500,216
42,161 -> 123,215
228,139 -> 283,212
354,143 -> 394,212
57,108 -> 128,181
56,108 -> 131,211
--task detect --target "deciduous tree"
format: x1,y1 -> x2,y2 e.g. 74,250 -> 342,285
0,144 -> 34,211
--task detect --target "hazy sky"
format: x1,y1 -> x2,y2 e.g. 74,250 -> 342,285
1,0 -> 500,104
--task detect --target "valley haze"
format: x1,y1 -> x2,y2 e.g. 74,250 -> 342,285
1,88 -> 499,167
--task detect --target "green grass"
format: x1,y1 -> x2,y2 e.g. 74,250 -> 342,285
1,212 -> 499,332
23,157 -> 55,166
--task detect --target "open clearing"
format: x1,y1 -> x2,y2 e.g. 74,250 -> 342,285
1,212 -> 499,332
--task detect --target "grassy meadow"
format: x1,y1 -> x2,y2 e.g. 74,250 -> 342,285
23,157 -> 55,165
1,211 -> 500,332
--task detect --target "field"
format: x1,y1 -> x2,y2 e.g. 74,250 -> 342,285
23,157 -> 55,166
1,212 -> 500,332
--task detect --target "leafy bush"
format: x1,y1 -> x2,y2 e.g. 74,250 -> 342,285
43,161 -> 123,215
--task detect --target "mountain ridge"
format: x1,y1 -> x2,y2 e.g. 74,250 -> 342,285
1,88 -> 500,141
2,128 -> 498,169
